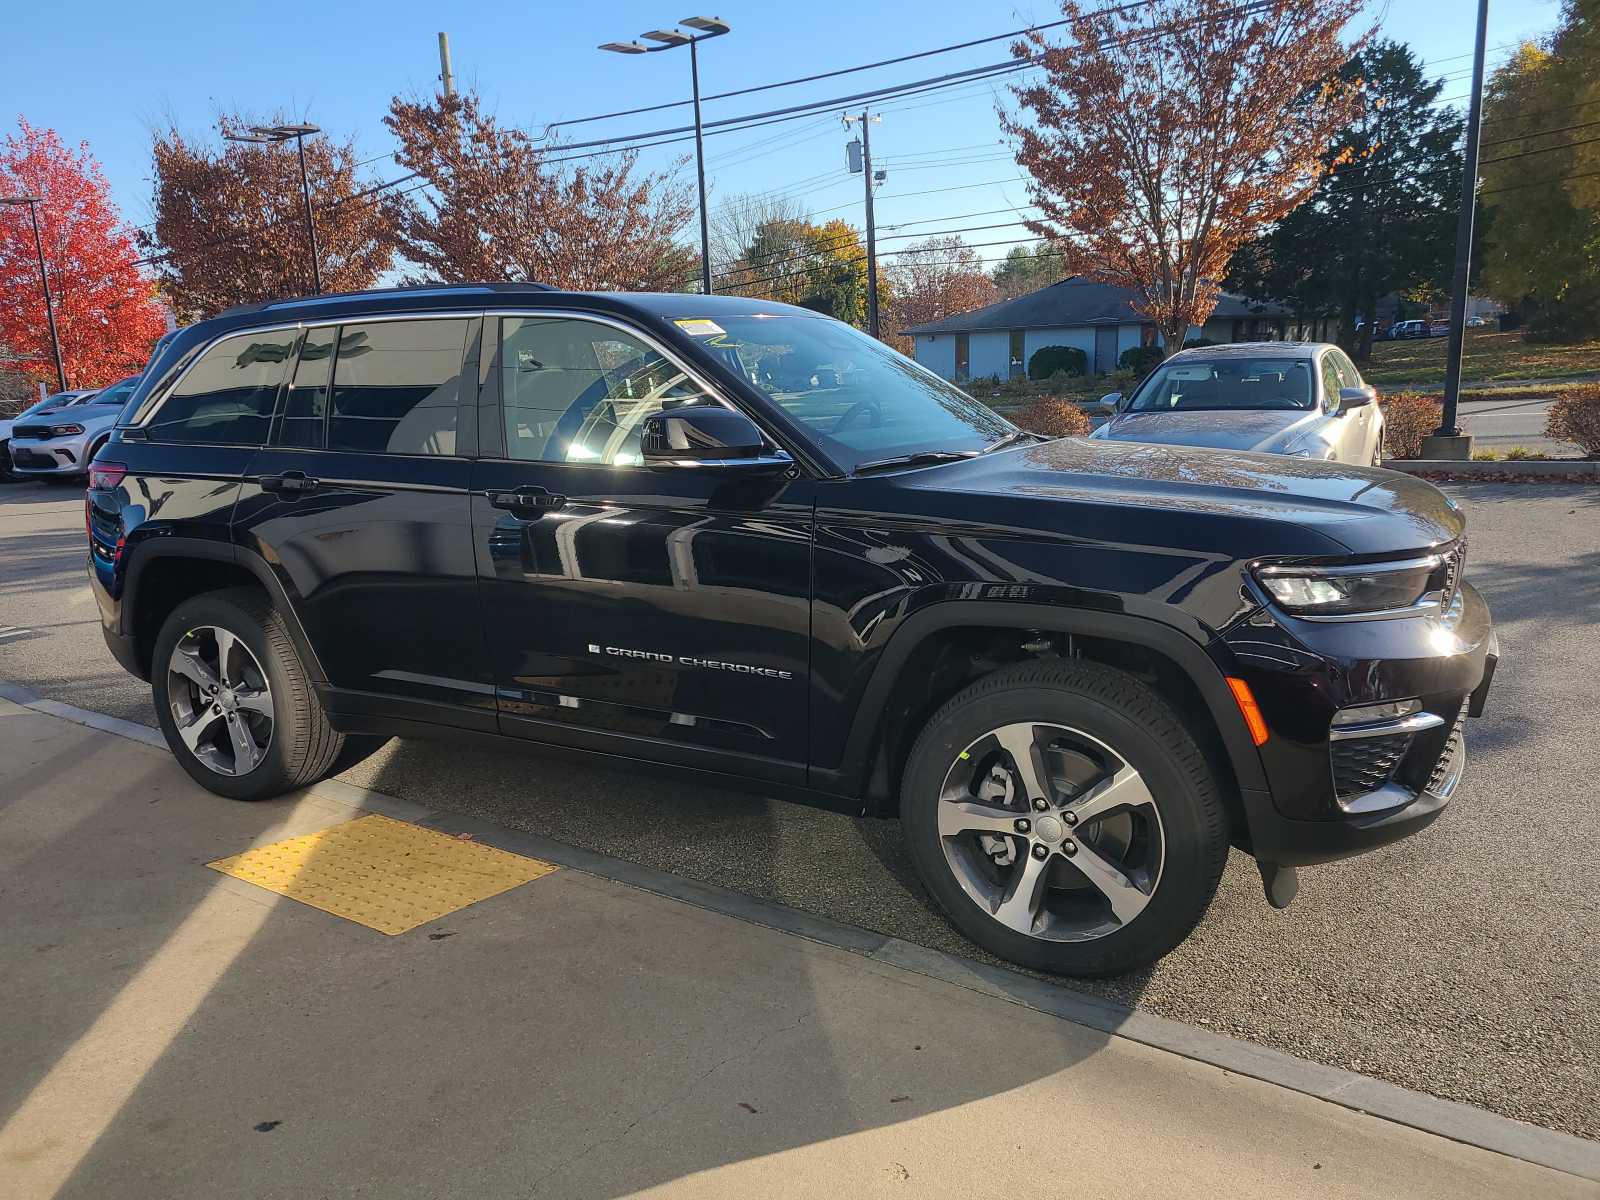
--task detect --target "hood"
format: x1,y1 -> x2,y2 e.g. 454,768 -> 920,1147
10,402 -> 121,433
1097,408 -> 1317,453
894,437 -> 1463,556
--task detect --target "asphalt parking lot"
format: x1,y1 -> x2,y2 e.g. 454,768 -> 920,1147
2,475 -> 1596,1139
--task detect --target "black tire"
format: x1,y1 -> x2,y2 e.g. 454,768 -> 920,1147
152,587 -> 343,801
900,660 -> 1228,977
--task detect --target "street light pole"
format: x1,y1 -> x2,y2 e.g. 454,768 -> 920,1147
601,16 -> 730,295
224,122 -> 325,296
1430,0 -> 1490,459
2,195 -> 67,392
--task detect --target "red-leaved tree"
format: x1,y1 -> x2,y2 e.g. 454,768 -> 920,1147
1001,0 -> 1366,348
884,236 -> 998,353
1,119 -> 166,389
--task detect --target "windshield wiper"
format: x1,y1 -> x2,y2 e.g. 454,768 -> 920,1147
982,430 -> 1039,453
852,450 -> 979,476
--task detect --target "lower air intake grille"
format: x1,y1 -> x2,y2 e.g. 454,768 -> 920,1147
1332,734 -> 1413,800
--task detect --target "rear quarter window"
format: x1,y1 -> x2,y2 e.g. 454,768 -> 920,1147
145,330 -> 297,444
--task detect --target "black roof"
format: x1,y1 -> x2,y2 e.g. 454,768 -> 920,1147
902,276 -> 1293,335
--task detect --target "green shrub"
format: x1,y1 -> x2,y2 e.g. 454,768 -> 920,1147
1378,392 -> 1443,459
1183,337 -> 1218,349
1027,345 -> 1088,380
1546,384 -> 1600,457
1470,450 -> 1501,461
1118,345 -> 1165,375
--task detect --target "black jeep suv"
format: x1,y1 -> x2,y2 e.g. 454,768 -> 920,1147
88,285 -> 1497,976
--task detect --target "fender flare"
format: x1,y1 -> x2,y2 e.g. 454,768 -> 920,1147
829,600 -> 1268,798
121,536 -> 327,683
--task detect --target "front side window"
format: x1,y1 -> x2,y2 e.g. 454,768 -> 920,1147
499,316 -> 715,465
145,329 -> 297,444
328,319 -> 470,455
1319,355 -> 1343,407
1125,357 -> 1316,413
1331,350 -> 1364,391
688,313 -> 1013,472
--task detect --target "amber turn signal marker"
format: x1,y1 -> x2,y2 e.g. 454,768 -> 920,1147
1225,677 -> 1270,746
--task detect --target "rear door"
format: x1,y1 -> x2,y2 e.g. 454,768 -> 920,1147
470,312 -> 814,782
234,314 -> 492,729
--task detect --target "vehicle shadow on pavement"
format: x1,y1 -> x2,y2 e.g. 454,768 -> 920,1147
0,711 -> 1151,1200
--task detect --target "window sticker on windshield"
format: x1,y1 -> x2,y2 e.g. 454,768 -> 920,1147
675,318 -> 726,337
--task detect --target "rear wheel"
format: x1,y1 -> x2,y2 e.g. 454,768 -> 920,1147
152,588 -> 343,800
900,660 -> 1228,977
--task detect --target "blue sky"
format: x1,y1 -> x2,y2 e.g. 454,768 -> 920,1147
5,0 -> 1565,276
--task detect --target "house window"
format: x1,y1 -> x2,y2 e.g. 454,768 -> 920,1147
1008,331 -> 1025,379
1141,324 -> 1157,347
955,333 -> 970,381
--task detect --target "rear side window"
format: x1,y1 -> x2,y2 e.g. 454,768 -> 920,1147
276,327 -> 335,449
328,319 -> 470,455
145,330 -> 296,444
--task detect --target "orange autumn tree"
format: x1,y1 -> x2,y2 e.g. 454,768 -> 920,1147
1001,0 -> 1367,349
884,236 -> 998,354
1,120 -> 166,389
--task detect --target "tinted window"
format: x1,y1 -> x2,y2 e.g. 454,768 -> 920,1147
499,316 -> 714,465
328,319 -> 469,455
276,327 -> 335,448
146,330 -> 296,444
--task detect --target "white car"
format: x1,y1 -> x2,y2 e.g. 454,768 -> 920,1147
1091,342 -> 1386,467
7,378 -> 139,481
2,390 -> 104,479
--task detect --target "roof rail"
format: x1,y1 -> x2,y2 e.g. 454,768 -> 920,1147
216,281 -> 558,320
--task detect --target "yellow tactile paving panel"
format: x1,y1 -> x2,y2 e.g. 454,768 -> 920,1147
207,814 -> 557,935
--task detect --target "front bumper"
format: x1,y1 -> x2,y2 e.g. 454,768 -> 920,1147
10,432 -> 93,475
1219,580 -> 1497,867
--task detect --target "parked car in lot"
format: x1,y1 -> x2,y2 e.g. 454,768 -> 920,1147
1091,343 -> 1385,466
8,378 -> 139,481
2,390 -> 100,479
1389,319 -> 1430,339
86,285 -> 1497,977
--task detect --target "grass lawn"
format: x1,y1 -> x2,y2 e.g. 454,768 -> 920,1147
1362,329 -> 1600,388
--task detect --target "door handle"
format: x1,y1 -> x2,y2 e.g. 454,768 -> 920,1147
489,486 -> 566,516
257,471 -> 320,495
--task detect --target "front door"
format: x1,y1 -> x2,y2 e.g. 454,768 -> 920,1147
1094,325 -> 1119,374
470,313 -> 814,782
235,315 -> 490,728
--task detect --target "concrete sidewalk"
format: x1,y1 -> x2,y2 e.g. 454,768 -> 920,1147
1,698 -> 1593,1200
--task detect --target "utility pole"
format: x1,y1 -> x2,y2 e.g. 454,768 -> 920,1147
1428,0 -> 1490,460
844,110 -> 884,338
438,32 -> 455,98
1,195 -> 67,392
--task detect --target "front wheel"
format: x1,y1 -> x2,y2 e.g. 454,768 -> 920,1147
900,661 -> 1228,977
152,588 -> 343,800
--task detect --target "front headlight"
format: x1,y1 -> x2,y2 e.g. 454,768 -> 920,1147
1255,556 -> 1442,618
50,423 -> 85,436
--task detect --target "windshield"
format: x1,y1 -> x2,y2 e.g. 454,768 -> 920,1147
83,378 -> 138,408
685,314 -> 1014,472
1125,357 -> 1314,413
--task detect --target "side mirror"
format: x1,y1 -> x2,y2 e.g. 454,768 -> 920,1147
1337,386 -> 1376,412
1099,392 -> 1122,413
640,406 -> 793,474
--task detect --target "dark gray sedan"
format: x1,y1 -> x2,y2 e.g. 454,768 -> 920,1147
1092,342 -> 1385,466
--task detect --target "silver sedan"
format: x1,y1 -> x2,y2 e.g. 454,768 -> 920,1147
1091,342 -> 1386,466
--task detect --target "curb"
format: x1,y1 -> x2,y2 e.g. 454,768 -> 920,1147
1384,458 -> 1600,480
5,678 -> 1597,1184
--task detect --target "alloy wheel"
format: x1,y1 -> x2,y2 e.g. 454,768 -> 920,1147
936,721 -> 1164,942
166,625 -> 274,776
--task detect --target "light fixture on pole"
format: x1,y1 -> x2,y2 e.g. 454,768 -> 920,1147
223,122 -> 325,295
600,16 -> 730,296
1,195 -> 68,392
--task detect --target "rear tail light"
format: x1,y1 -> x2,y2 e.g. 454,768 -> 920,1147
88,462 -> 127,490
